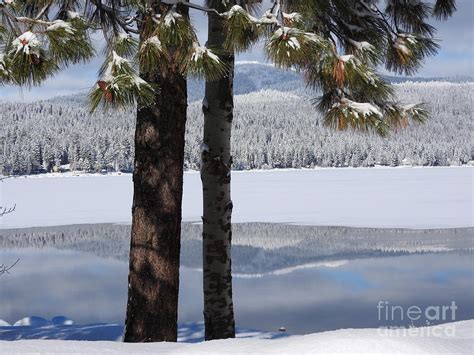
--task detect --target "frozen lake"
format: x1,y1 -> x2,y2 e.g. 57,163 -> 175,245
1,167 -> 473,341
1,167 -> 473,229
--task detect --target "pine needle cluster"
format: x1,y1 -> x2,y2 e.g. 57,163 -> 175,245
276,0 -> 455,136
1,0 -> 456,127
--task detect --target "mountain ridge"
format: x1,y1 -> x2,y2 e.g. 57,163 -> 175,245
42,62 -> 473,105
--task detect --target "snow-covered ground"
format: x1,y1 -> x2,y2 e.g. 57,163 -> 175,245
0,317 -> 284,342
1,167 -> 473,353
1,167 -> 472,229
0,319 -> 472,354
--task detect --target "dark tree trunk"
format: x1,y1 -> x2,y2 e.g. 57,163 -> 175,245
201,9 -> 236,340
123,7 -> 188,343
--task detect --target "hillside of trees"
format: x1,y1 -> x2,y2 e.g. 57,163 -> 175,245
1,80 -> 472,175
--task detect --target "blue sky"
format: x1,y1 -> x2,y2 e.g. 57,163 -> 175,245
1,0 -> 472,101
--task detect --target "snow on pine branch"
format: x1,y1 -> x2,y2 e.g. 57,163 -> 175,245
164,7 -> 183,27
266,27 -> 327,68
12,31 -> 40,56
89,51 -> 154,111
45,20 -> 75,35
339,99 -> 383,118
181,43 -> 228,81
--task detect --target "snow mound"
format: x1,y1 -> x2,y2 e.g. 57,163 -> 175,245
0,320 -> 472,354
13,316 -> 50,327
52,316 -> 74,326
0,319 -> 11,327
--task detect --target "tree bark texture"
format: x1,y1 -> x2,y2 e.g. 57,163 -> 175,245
124,7 -> 188,343
201,10 -> 236,340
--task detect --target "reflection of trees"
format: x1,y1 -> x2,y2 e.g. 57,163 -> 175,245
1,223 -> 472,275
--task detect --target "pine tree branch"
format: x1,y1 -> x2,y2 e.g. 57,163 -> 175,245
35,1 -> 53,21
88,0 -> 138,34
0,7 -> 22,35
14,17 -> 55,26
367,3 -> 398,37
434,0 -> 457,19
163,0 -> 219,15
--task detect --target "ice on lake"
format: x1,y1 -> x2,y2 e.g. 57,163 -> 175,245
1,167 -> 473,229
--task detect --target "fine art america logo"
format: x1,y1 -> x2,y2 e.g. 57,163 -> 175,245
376,301 -> 458,337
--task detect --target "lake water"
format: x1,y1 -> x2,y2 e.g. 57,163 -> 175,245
1,223 -> 473,335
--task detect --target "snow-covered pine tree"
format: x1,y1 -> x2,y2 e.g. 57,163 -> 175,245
1,0 -> 231,343
197,0 -> 456,341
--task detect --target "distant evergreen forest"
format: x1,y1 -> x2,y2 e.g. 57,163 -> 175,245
1,79 -> 472,175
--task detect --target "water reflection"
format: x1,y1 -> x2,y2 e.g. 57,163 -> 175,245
0,223 -> 473,334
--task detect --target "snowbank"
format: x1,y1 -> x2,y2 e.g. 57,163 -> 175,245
0,320 -> 472,354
